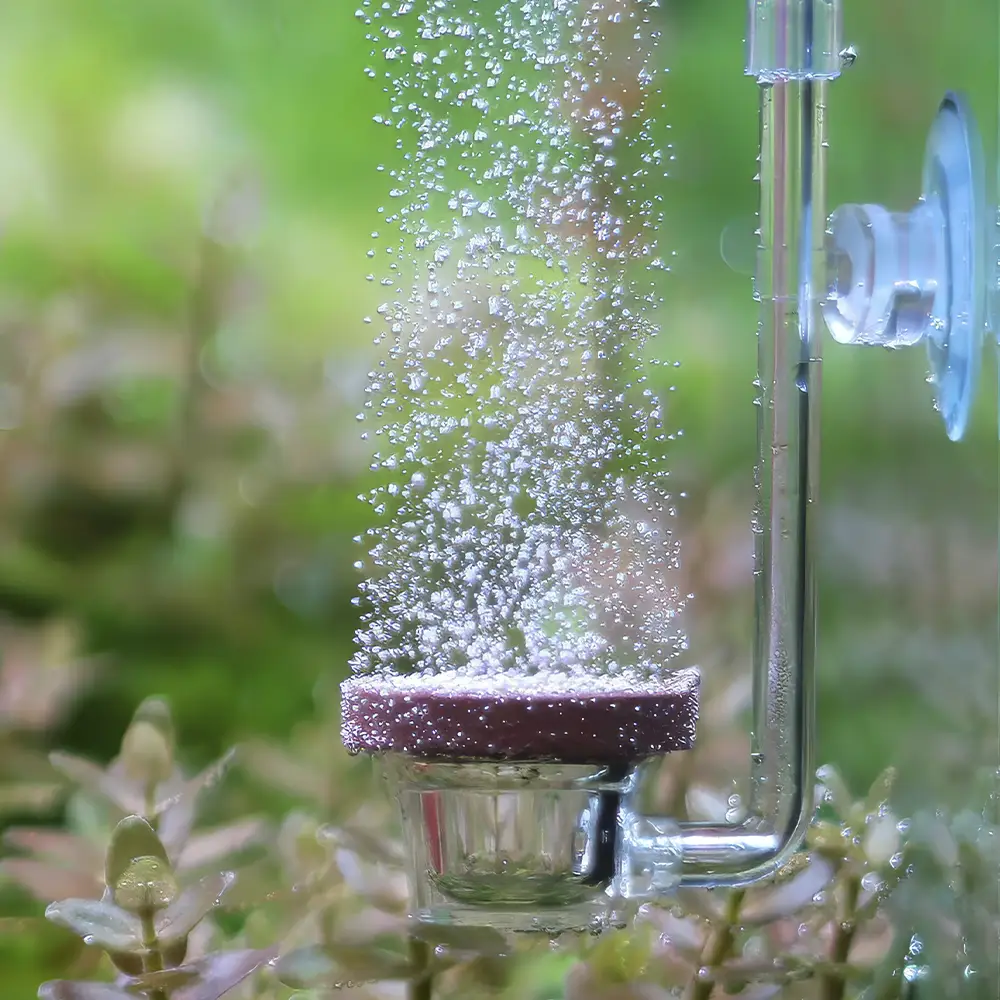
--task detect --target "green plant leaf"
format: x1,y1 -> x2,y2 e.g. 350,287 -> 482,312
38,983 -> 130,1000
0,857 -> 104,902
239,741 -> 328,804
164,936 -> 191,969
113,855 -> 179,914
119,720 -> 174,788
319,823 -> 403,867
856,865 -> 910,922
806,820 -> 855,861
741,855 -> 836,925
816,764 -> 854,820
407,921 -> 510,956
907,811 -> 959,870
863,812 -> 901,867
329,935 -> 417,980
0,782 -> 65,815
155,871 -> 234,942
173,818 -> 269,874
106,815 -> 170,891
276,940 -> 416,988
49,753 -> 143,815
564,961 -> 671,999
169,949 -> 276,1000
152,749 -> 236,822
863,768 -> 898,818
109,950 -> 145,977
43,898 -> 141,952
639,907 -> 706,954
0,916 -> 101,979
120,966 -> 200,992
451,955 -> 512,991
666,889 -> 723,922
65,792 -> 116,845
157,792 -> 198,862
276,812 -> 329,880
586,927 -> 653,984
129,697 -> 175,748
274,946 -> 338,989
721,983 -> 782,1000
3,827 -> 104,872
117,698 -> 176,789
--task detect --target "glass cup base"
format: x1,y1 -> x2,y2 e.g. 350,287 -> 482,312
385,756 -> 682,933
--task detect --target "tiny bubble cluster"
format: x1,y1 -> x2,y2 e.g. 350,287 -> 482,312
350,0 -> 691,753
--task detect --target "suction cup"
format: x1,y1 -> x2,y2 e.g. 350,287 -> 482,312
824,93 -> 987,441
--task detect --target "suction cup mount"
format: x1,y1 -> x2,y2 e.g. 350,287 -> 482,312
823,93 -> 987,441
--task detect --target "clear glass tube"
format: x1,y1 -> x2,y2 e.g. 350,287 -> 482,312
747,0 -> 843,82
751,66 -> 824,869
656,0 -> 835,888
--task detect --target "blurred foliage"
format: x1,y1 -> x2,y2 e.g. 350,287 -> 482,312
0,0 -> 995,996
1,697 -> 997,999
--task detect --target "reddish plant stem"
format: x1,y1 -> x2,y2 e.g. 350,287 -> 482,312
408,937 -> 433,1000
140,909 -> 168,1000
689,888 -> 746,1000
820,873 -> 860,1000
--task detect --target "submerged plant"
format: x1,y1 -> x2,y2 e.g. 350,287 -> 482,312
0,690 -> 994,1000
3,697 -> 267,908
0,697 -> 274,992
0,618 -> 97,819
39,814 -> 272,1000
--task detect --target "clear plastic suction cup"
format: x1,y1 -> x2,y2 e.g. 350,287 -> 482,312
823,93 -> 987,441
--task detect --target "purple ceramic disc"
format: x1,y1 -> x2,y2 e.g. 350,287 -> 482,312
341,666 -> 700,764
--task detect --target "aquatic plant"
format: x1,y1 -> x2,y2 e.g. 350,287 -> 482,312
7,694 -> 989,999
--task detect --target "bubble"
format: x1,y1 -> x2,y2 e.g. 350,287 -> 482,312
352,0 -> 687,695
720,215 -> 759,277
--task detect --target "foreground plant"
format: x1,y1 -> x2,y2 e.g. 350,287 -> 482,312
4,692 -> 996,1000
1,697 -> 271,988
3,697 -> 267,905
0,618 -> 97,818
556,765 -> 971,1000
39,814 -> 273,1000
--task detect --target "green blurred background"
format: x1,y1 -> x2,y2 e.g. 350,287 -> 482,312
0,0 -> 996,991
